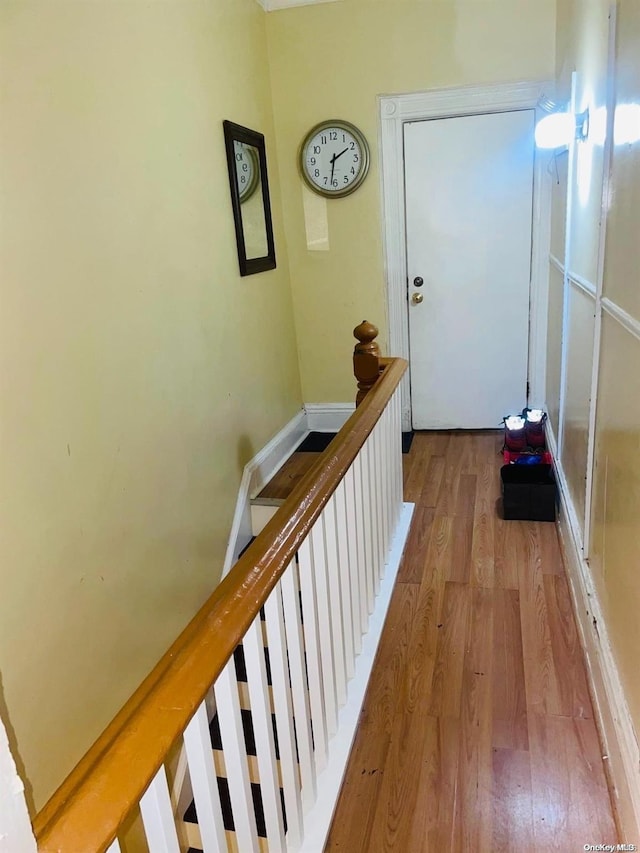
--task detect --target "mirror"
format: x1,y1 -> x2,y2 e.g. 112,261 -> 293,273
223,120 -> 276,276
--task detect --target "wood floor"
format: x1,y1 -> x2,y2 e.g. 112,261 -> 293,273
326,430 -> 618,852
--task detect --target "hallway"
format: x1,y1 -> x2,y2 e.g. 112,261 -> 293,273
326,431 -> 617,851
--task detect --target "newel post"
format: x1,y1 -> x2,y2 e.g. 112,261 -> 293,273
353,320 -> 380,406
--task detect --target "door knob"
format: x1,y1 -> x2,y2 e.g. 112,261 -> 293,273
412,293 -> 424,304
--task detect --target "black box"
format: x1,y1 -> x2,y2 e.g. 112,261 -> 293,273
501,463 -> 557,522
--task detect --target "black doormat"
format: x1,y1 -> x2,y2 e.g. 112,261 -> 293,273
298,430 -> 413,454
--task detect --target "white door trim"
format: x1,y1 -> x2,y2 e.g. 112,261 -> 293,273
379,80 -> 553,430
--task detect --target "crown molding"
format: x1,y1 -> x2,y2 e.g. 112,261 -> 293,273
257,0 -> 341,10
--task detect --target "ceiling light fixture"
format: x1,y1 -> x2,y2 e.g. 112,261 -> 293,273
534,108 -> 590,149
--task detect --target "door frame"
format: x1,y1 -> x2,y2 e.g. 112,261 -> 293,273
378,80 -> 553,431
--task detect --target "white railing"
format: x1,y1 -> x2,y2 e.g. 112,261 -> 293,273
34,358 -> 410,853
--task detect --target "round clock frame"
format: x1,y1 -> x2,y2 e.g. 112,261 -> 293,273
299,119 -> 370,199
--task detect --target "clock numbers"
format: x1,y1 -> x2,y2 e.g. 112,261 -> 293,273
300,120 -> 370,198
233,140 -> 259,202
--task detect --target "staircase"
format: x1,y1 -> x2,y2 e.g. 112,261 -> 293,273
34,324 -> 411,853
178,335 -> 406,853
182,633 -> 284,852
250,433 -> 336,536
183,436 -> 334,851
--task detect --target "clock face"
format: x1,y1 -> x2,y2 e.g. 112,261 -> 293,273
300,121 -> 370,198
234,140 -> 260,202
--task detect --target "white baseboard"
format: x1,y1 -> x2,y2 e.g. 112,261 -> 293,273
304,403 -> 355,432
221,410 -> 308,577
546,425 -> 640,842
298,502 -> 415,853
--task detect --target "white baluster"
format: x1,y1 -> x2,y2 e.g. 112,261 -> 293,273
389,404 -> 396,540
393,389 -> 404,526
372,422 -> 384,579
353,453 -> 369,633
369,424 -> 382,576
281,561 -> 316,810
382,404 -> 392,556
344,464 -> 363,652
391,390 -> 401,519
297,537 -> 329,773
333,479 -> 355,678
183,703 -> 227,853
389,392 -> 397,520
358,443 -> 373,620
360,442 -> 373,622
139,766 -> 181,853
322,498 -> 348,707
243,613 -> 287,851
365,437 -> 381,597
264,580 -> 304,848
214,660 -> 260,853
308,522 -> 338,736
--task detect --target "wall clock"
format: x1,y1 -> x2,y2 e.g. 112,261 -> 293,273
299,119 -> 370,198
233,139 -> 260,203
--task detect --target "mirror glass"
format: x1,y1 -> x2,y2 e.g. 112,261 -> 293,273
224,122 -> 276,276
234,141 -> 268,259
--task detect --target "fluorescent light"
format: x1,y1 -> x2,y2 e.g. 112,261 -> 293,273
534,109 -> 589,149
534,112 -> 575,148
614,103 -> 640,145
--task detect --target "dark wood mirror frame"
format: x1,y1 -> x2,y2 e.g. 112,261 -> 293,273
223,120 -> 276,277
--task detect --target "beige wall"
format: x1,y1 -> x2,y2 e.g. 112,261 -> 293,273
0,0 -> 302,810
557,1 -> 608,539
266,0 -> 556,402
547,145 -> 567,438
589,0 -> 640,731
548,0 -> 640,784
548,0 -> 609,538
546,264 -> 565,437
590,317 -> 640,724
562,285 -> 595,524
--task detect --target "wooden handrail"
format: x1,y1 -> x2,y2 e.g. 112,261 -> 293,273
34,356 -> 407,853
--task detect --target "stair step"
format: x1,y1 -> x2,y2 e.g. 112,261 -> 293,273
185,823 -> 270,852
255,446 -> 327,502
181,638 -> 293,848
248,432 -> 340,534
250,502 -> 281,536
184,776 -> 287,838
209,707 -> 280,761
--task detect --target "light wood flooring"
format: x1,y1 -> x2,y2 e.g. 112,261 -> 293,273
326,430 -> 618,852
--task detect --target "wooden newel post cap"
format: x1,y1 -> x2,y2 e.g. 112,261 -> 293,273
353,320 -> 380,353
353,321 -> 381,406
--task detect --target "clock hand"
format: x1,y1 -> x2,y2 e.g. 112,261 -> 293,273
330,152 -> 337,185
334,146 -> 350,161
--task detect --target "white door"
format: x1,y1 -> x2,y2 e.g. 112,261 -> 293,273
405,110 -> 534,429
